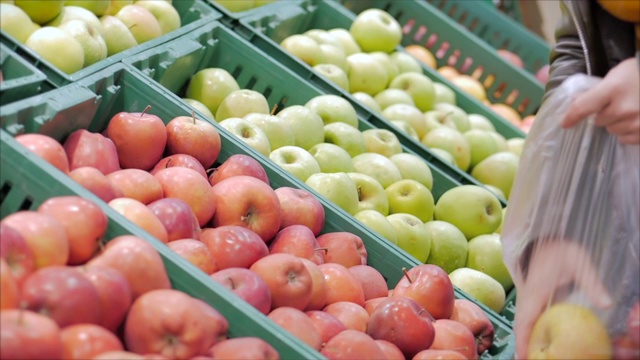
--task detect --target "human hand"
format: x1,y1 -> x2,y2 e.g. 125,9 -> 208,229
513,241 -> 613,359
562,57 -> 640,144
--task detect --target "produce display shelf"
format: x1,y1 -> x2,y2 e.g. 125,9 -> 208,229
425,0 -> 550,75
0,0 -> 221,88
122,19 -> 507,205
0,62 -> 515,358
204,0 -> 303,27
0,43 -> 49,106
337,0 -> 545,116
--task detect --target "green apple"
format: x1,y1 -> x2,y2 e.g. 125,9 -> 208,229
312,64 -> 349,91
484,185 -> 506,202
305,172 -> 360,215
390,120 -> 420,141
421,126 -> 471,171
346,52 -> 388,96
471,151 -> 519,200
390,51 -> 423,74
244,113 -> 295,150
423,109 -> 458,130
463,129 -> 500,169
424,220 -> 468,274
347,172 -> 390,216
100,15 -> 137,56
304,29 -> 344,51
354,209 -> 397,244
488,131 -> 508,152
269,145 -> 321,182
15,0 -> 64,24
506,137 -> 526,156
213,0 -> 255,12
349,8 -> 401,53
388,72 -> 435,112
105,0 -> 133,16
276,105 -> 325,150
216,89 -> 270,121
324,122 -> 367,158
318,44 -> 348,73
386,213 -> 430,263
115,4 -> 162,44
182,98 -> 215,120
468,113 -> 496,132
369,51 -> 399,84
47,6 -> 104,34
185,67 -> 240,116
58,19 -> 107,67
373,88 -> 414,110
434,185 -> 503,240
327,27 -> 361,56
218,117 -> 271,157
25,26 -> 85,74
466,233 -> 513,292
381,103 -> 428,139
280,34 -> 322,67
433,82 -> 456,105
135,0 -> 181,35
351,152 -> 402,189
385,179 -> 435,222
494,206 -> 507,234
449,267 -> 505,313
305,94 -> 358,128
361,128 -> 402,157
65,0 -> 109,16
430,148 -> 456,166
389,152 -> 433,191
352,91 -> 381,113
434,103 -> 470,133
308,143 -> 354,173
0,3 -> 39,43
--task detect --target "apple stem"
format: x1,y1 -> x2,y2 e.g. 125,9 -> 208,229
141,105 -> 151,117
270,104 -> 278,116
165,158 -> 173,168
315,247 -> 329,255
191,111 -> 197,124
228,277 -> 235,290
402,267 -> 412,283
438,110 -> 454,122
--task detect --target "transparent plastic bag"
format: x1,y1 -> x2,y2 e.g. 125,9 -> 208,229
502,74 -> 640,359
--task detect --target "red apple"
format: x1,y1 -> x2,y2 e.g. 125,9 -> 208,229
323,301 -> 370,333
209,154 -> 270,186
628,301 -> 640,345
105,107 -> 168,170
0,258 -> 18,310
0,309 -> 64,359
207,337 -> 279,360
107,169 -> 164,205
209,267 -> 272,315
348,265 -> 389,301
15,133 -> 70,174
306,310 -> 347,345
392,264 -> 455,320
269,224 -> 324,264
21,265 -> 102,327
250,253 -> 313,310
200,226 -> 269,270
497,49 -> 524,68
429,319 -> 478,360
165,115 -> 222,169
412,349 -> 467,360
613,335 -> 640,360
0,221 -> 35,286
152,154 -> 209,179
211,176 -> 282,242
317,232 -> 367,268
108,197 -> 169,243
275,187 -> 324,236
449,299 -> 494,355
154,167 -> 217,227
148,198 -> 202,242
1,211 -> 69,268
61,324 -> 124,360
68,166 -> 123,202
87,235 -> 171,300
62,129 -> 120,174
79,264 -> 132,332
37,196 -> 108,265
320,329 -> 386,359
92,351 -> 146,359
318,262 -> 366,307
124,289 -> 229,359
267,306 -> 323,351
376,339 -> 405,360
367,296 -> 435,358
300,258 -> 327,311
168,239 -> 218,275
364,297 -> 389,316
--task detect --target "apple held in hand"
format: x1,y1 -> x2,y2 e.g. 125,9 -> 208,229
165,113 -> 222,169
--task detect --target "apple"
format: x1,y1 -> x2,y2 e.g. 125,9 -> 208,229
463,129 -> 500,169
124,289 -> 229,358
496,49 -> 524,68
319,262 -> 366,307
135,0 -> 180,35
354,209 -> 398,244
46,5 -> 103,33
92,351 -> 145,359
306,310 -> 347,345
352,152 -> 402,189
346,52 -> 389,96
244,113 -> 295,150
63,129 -> 120,175
313,64 -> 349,91
506,137 -> 526,156
165,114 -> 222,169
0,259 -> 18,310
466,234 -> 513,291
152,154 -> 208,179
0,309 -> 64,359
386,213 -> 430,263
348,172 -> 390,216
167,239 -> 217,274
385,179 -> 435,222
434,185 -> 502,240
208,337 -> 279,360
348,264 -> 389,301
317,231 -> 367,269
305,94 -> 358,128
299,258 -> 327,311
423,220 -> 468,274
613,335 -> 640,360
468,113 -> 496,132
424,109 -> 457,131
434,103 -> 471,133
391,120 -> 421,141
528,302 -> 612,359
114,4 -> 161,44
148,198 -> 201,242
269,145 -> 321,182
269,224 -> 323,264
15,0 -> 63,24
321,329 -> 387,359
280,34 -> 322,67
413,349 -> 467,359
105,107 -> 167,171
390,50 -> 423,74
79,264 -> 132,332
323,301 -> 370,333
370,51 -> 400,84
185,68 -> 241,116
210,267 -> 272,315
421,126 -> 471,171
100,15 -> 138,56
65,0 -> 109,16
451,75 -> 487,102
366,296 -> 436,358
0,3 -> 39,43
392,264 -> 455,320
60,324 -> 124,360
361,128 -> 403,157
489,103 -> 521,126
274,186 -> 325,236
108,197 -> 169,243
14,133 -> 70,174
374,88 -> 414,110
182,98 -> 215,121
449,299 -> 495,355
275,105 -> 325,150
381,103 -> 428,139
627,301 -> 640,345
309,142 -> 354,173
218,117 -> 271,157
323,122 -> 367,157
107,168 -> 164,204
0,222 -> 36,286
305,172 -> 360,215
209,153 -> 270,186
430,319 -> 478,360
364,297 -> 389,316
349,8 -> 401,53
389,72 -> 436,112
388,153 -> 433,191
250,253 -> 313,310
267,306 -> 323,351
68,166 -> 122,202
200,225 -> 268,270
352,92 -> 381,115
216,89 -> 270,121
448,267 -> 505,313
58,19 -> 107,66
536,64 -> 550,84
488,132 -> 508,152
434,82 -> 457,106
471,151 -> 520,200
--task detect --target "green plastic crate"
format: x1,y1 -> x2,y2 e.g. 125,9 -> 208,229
0,64 -> 515,358
426,0 -> 551,75
204,0 -> 302,26
0,0 -> 221,88
501,287 -> 517,324
0,43 -> 49,105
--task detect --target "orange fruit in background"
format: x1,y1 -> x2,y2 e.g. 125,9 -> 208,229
405,44 -> 438,68
437,66 -> 460,81
597,0 -> 640,23
490,103 -> 522,125
451,75 -> 487,102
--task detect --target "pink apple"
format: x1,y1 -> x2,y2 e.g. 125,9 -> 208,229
535,64 -> 550,84
0,309 -> 64,359
320,329 -> 386,359
60,324 -> 124,359
348,265 -> 389,301
165,115 -> 222,169
200,226 -> 269,270
269,224 -> 324,264
209,267 -> 272,315
429,319 -> 478,360
0,222 -> 35,286
318,262 -> 366,307
316,232 -> 367,268
68,166 -> 124,202
207,337 -> 279,360
0,258 -> 18,310
267,306 -> 323,351
79,264 -> 132,333
413,349 -> 467,359
300,258 -> 327,311
323,301 -> 370,333
107,169 -> 164,205
392,264 -> 455,320
208,154 -> 270,186
449,299 -> 495,355
62,129 -> 120,174
108,197 -> 169,244
168,239 -> 218,275
250,253 -> 313,311
147,198 -> 201,242
15,133 -> 70,174
151,154 -> 208,179
274,186 -> 325,236
375,339 -> 405,360
306,310 -> 347,345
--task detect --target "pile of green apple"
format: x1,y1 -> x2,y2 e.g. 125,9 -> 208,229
0,0 -> 181,74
